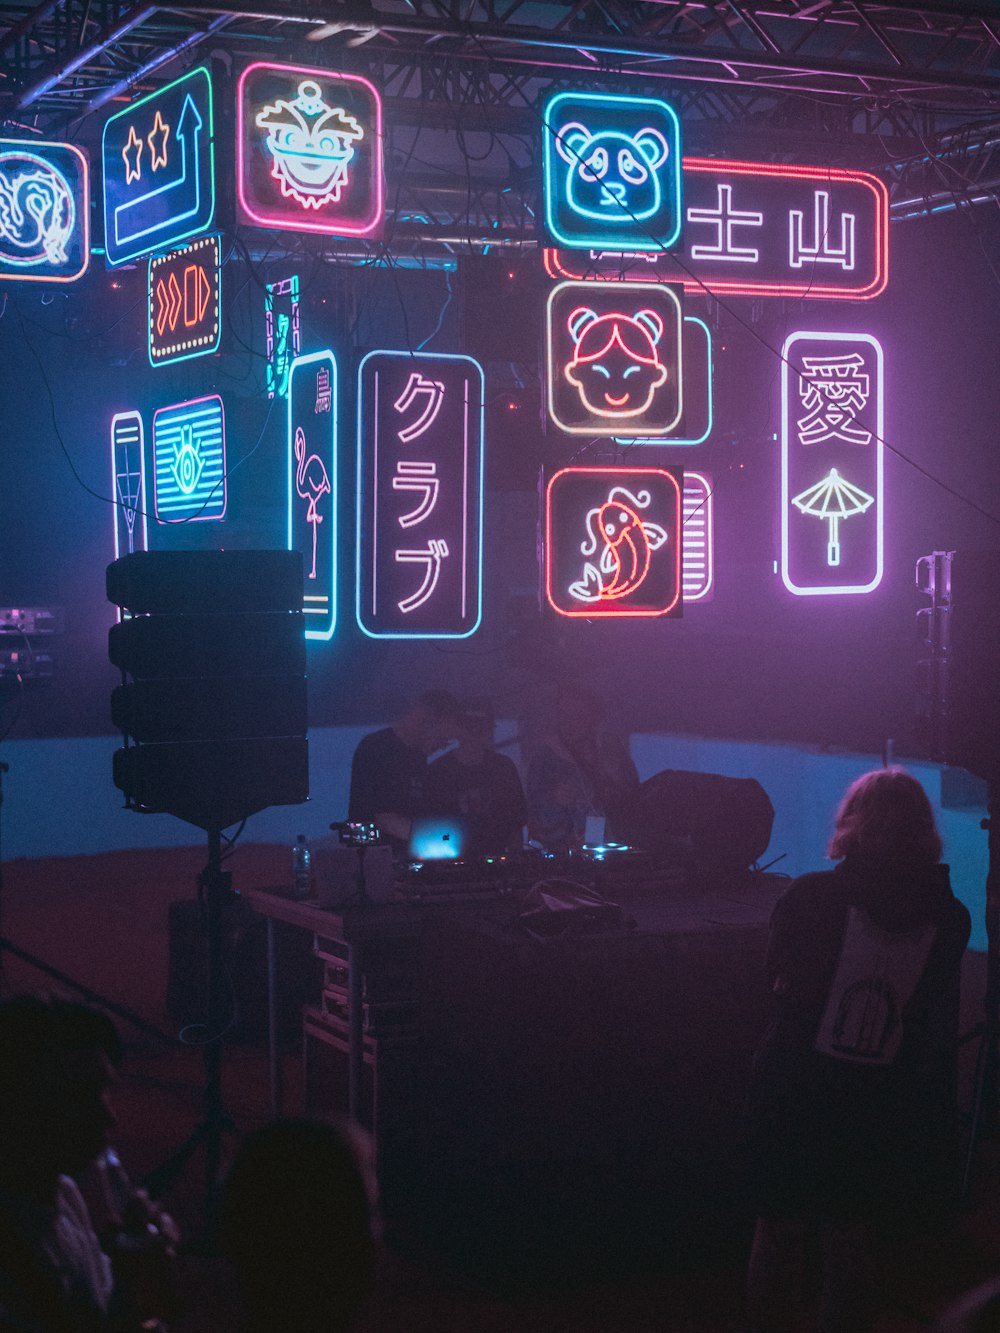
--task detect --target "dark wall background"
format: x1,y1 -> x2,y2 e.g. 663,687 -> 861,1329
2,203 -> 999,751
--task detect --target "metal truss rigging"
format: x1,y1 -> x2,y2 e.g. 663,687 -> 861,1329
2,0 -> 1000,224
3,0 -> 1000,119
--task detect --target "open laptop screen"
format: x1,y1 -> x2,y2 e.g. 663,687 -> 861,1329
408,817 -> 467,861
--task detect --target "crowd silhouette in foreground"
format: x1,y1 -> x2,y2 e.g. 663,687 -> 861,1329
1,768 -> 998,1331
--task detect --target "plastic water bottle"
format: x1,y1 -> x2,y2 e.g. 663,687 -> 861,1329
292,834 -> 311,899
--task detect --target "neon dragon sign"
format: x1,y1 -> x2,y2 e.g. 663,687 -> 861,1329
0,140 -> 89,282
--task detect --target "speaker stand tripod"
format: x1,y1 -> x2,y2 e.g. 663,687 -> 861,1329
961,779 -> 1000,1200
144,829 -> 235,1213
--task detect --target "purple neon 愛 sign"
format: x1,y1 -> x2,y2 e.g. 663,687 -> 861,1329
781,331 -> 884,596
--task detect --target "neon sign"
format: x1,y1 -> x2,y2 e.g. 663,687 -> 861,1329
357,351 -> 484,639
616,315 -> 712,447
546,467 -> 681,618
288,351 -> 337,641
682,472 -> 713,603
547,280 -> 682,437
544,157 -> 889,300
0,139 -> 89,283
148,234 -> 221,366
543,91 -> 681,252
238,62 -> 383,237
781,332 -> 883,596
102,67 -> 215,267
265,275 -> 300,400
111,411 -> 148,560
152,395 -> 227,524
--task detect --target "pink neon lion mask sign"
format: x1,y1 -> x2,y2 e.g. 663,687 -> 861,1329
238,61 -> 383,237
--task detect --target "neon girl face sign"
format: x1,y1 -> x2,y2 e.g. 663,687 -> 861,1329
547,280 -> 683,436
565,306 -> 668,419
546,467 -> 682,618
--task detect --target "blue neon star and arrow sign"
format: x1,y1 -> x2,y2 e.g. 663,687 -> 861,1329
102,68 -> 215,267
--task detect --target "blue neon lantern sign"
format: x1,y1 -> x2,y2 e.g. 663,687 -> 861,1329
543,90 -> 682,252
615,316 -> 713,448
102,67 -> 215,267
111,411 -> 148,560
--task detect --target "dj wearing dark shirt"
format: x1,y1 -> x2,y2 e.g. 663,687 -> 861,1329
426,698 -> 527,857
347,691 -> 460,852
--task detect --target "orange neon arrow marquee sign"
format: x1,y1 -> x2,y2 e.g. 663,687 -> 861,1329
148,234 -> 222,366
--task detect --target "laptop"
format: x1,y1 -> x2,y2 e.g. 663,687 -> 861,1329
408,816 -> 468,862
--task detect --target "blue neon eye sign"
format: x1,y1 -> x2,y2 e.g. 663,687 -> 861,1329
102,67 -> 215,267
152,395 -> 227,524
0,139 -> 90,283
543,91 -> 682,252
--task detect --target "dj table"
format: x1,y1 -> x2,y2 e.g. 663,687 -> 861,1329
245,861 -> 786,1276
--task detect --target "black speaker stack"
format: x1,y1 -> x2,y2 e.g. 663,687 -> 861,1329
917,549 -> 1000,782
107,550 -> 309,830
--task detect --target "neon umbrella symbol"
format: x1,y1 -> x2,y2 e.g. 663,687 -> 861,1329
792,467 -> 874,567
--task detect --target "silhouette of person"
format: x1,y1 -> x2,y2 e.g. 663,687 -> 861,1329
425,698 -> 527,856
218,1117 -> 377,1333
526,684 -> 638,851
745,769 -> 971,1333
347,690 -> 460,853
0,994 -> 177,1332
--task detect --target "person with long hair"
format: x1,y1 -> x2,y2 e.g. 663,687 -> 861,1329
746,768 -> 971,1333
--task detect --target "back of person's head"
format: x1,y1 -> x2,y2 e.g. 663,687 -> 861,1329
828,767 -> 943,866
219,1117 -> 377,1333
0,993 -> 123,1177
458,696 -> 495,740
406,689 -> 460,754
413,689 -> 460,722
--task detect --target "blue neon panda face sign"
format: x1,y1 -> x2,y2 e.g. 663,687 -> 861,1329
556,123 -> 670,224
544,91 -> 682,251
